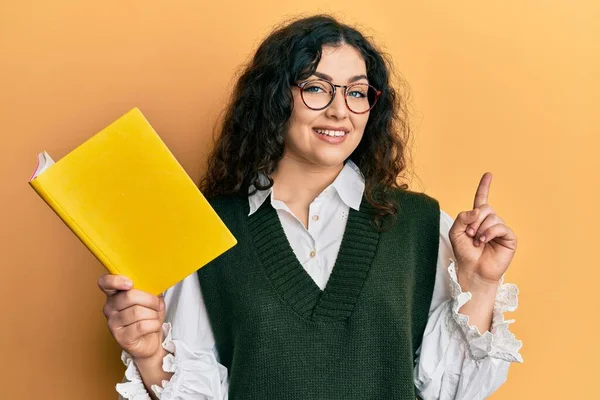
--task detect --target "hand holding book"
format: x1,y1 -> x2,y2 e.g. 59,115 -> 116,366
29,108 -> 236,397
97,273 -> 166,360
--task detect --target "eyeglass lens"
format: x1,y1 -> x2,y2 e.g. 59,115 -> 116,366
300,80 -> 378,113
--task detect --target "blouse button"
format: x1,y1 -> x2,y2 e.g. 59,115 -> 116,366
309,250 -> 316,257
312,215 -> 319,221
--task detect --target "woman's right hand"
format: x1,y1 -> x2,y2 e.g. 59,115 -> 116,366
98,274 -> 166,361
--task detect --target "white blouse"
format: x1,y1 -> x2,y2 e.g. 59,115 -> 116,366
116,161 -> 523,400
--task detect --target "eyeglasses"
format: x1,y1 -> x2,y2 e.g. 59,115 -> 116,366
296,79 -> 382,114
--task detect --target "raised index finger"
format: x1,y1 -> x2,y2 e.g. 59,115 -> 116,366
473,172 -> 493,209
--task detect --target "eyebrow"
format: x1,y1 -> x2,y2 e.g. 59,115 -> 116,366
312,71 -> 369,83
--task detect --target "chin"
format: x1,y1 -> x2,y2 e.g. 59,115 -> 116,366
310,153 -> 352,168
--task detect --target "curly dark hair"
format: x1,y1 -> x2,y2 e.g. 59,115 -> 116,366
200,14 -> 413,230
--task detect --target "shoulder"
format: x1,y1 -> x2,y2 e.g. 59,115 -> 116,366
206,193 -> 248,222
385,188 -> 441,234
207,193 -> 245,208
386,187 -> 440,215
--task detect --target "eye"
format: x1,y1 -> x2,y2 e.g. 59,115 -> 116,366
304,85 -> 325,93
301,81 -> 331,95
347,88 -> 367,98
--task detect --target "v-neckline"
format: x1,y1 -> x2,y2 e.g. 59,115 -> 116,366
247,197 -> 381,323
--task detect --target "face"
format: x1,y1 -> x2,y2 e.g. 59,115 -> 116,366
283,44 -> 370,169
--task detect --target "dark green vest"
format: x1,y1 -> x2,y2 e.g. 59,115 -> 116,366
197,189 -> 440,399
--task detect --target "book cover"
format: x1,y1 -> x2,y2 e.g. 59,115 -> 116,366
29,107 -> 236,295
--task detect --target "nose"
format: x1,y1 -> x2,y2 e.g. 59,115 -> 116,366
325,88 -> 349,120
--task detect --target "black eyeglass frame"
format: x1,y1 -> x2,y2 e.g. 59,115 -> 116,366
295,79 -> 382,115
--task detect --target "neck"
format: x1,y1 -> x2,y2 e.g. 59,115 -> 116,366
271,154 -> 344,206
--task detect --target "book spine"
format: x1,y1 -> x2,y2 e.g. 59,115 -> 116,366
29,179 -> 119,276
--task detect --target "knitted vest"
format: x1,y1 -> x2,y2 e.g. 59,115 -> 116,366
197,189 -> 440,400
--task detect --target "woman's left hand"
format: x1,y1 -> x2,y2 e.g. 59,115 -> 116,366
448,172 -> 518,286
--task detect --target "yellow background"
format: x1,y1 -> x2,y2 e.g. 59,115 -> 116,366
1,1 -> 597,398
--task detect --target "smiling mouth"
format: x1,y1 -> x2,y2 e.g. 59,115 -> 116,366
313,128 -> 349,137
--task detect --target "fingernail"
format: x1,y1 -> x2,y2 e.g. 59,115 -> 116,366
480,235 -> 486,242
123,280 -> 133,289
159,300 -> 165,311
467,228 -> 475,236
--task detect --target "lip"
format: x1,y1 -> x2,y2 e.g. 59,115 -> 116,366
312,127 -> 349,144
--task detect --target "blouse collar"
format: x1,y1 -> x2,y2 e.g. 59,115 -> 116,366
247,159 -> 365,216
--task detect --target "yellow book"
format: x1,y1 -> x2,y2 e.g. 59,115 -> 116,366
29,108 -> 237,295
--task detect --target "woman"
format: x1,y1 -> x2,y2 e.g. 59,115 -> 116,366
100,15 -> 522,400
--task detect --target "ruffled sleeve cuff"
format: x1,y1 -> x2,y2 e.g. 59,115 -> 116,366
448,260 -> 524,363
116,348 -> 153,400
116,322 -> 228,400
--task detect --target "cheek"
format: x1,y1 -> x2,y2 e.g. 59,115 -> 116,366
293,96 -> 316,124
288,96 -> 319,133
351,114 -> 370,135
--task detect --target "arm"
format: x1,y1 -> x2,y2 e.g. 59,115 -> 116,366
136,348 -> 173,400
116,272 -> 228,399
413,210 -> 522,400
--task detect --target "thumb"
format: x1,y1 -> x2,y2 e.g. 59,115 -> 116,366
450,208 -> 480,237
157,294 -> 166,324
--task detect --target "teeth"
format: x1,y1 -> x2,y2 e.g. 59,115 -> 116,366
315,128 -> 347,137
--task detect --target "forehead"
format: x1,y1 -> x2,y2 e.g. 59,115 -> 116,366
315,44 -> 367,82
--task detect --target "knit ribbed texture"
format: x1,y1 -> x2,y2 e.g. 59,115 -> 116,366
248,198 -> 380,322
197,189 -> 440,400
